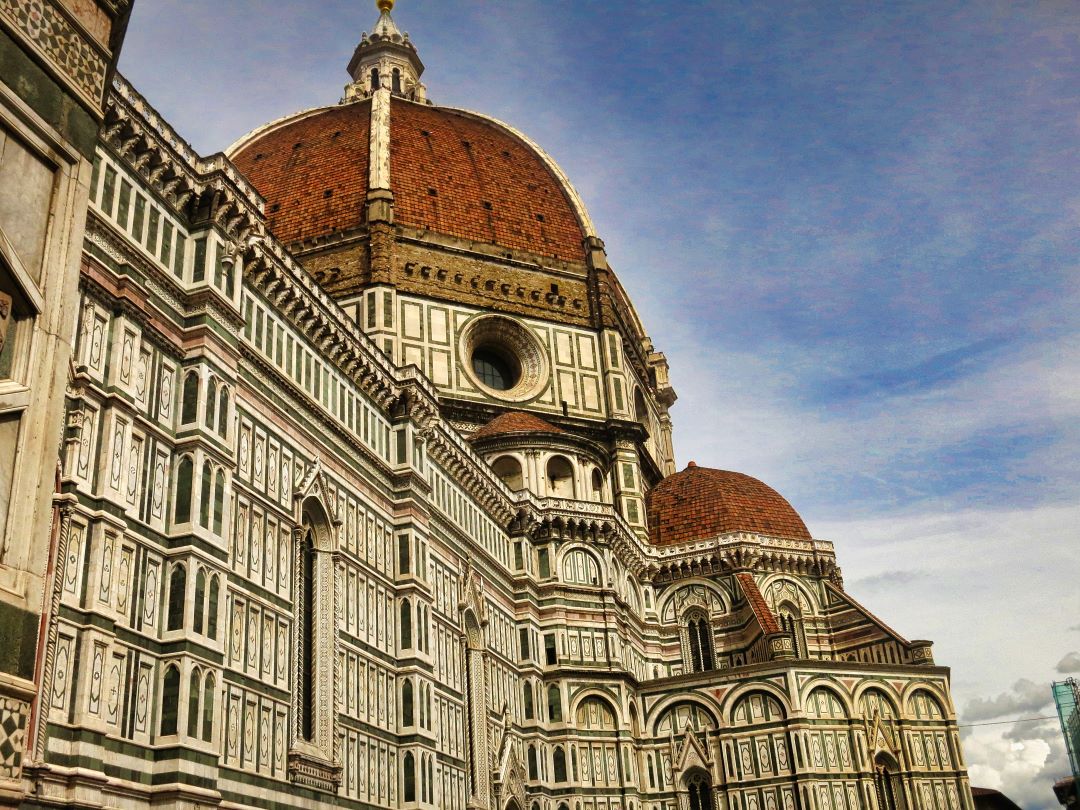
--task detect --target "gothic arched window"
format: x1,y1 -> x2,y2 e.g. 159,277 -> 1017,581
392,67 -> 402,94
875,755 -> 899,810
205,376 -> 217,430
160,664 -> 180,735
527,744 -> 538,780
548,684 -> 562,722
199,460 -> 212,528
553,745 -> 567,782
402,679 -> 414,726
202,672 -> 216,742
370,68 -> 380,91
685,611 -> 715,673
181,372 -> 199,424
207,574 -> 219,639
167,564 -> 186,631
216,387 -> 229,437
212,467 -> 225,535
523,682 -> 534,720
174,455 -> 193,524
400,598 -> 412,649
403,751 -> 416,802
193,567 -> 206,633
778,602 -> 805,658
299,526 -> 316,741
686,769 -> 714,810
187,667 -> 201,737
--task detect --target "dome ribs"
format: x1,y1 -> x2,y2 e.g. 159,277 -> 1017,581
233,102 -> 372,246
645,465 -> 811,546
389,99 -> 586,262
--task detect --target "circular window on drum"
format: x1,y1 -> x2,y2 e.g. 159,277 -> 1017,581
460,315 -> 548,402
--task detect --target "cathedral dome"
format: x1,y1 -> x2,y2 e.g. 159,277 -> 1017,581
645,463 -> 811,546
469,411 -> 565,442
230,97 -> 591,263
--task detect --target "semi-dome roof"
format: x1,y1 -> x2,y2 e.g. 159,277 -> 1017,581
645,463 -> 811,546
470,411 -> 565,442
230,97 -> 591,263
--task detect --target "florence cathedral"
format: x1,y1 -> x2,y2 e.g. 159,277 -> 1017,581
0,2 -> 975,810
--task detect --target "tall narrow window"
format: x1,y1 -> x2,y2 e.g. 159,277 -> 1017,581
205,377 -> 217,430
202,673 -> 216,741
686,613 -> 714,673
207,575 -> 220,640
875,757 -> 898,810
217,388 -> 229,437
187,668 -> 201,736
193,568 -> 206,633
174,456 -> 193,524
167,565 -> 186,631
686,770 -> 714,810
199,461 -> 212,528
527,745 -> 538,780
544,633 -> 557,665
553,745 -> 567,782
779,604 -> 805,658
392,68 -> 402,94
548,684 -> 562,722
398,534 -> 410,575
370,68 -> 380,91
160,665 -> 180,735
300,528 -> 316,741
523,683 -> 534,720
212,468 -> 225,535
402,679 -> 414,726
181,373 -> 199,423
400,599 -> 412,649
403,752 -> 415,802
538,548 -> 551,579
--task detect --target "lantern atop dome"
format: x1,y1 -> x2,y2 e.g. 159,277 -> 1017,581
345,0 -> 426,102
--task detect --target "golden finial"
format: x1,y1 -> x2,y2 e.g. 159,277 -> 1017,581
377,0 -> 394,12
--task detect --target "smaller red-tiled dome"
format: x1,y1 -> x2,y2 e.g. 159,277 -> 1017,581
646,463 -> 811,546
469,411 -> 564,442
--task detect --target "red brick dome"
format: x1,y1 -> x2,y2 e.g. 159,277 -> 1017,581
645,463 -> 811,546
230,98 -> 590,263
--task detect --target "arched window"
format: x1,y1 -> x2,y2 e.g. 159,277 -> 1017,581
167,564 -> 186,631
561,548 -> 601,586
199,460 -> 212,528
207,575 -> 220,640
591,467 -> 604,500
634,387 -> 650,435
419,683 -> 426,728
205,377 -> 217,430
686,769 -> 714,810
216,387 -> 229,437
370,68 -> 380,91
492,455 -> 523,490
685,612 -> 714,673
392,67 -> 402,94
400,598 -> 412,649
875,754 -> 899,810
181,373 -> 199,423
212,468 -> 225,535
193,568 -> 206,633
548,684 -> 562,722
523,682 -> 534,720
160,664 -> 180,735
187,667 -> 201,736
174,456 -> 193,524
527,745 -> 538,780
553,745 -> 567,782
546,455 -> 575,498
299,527 -> 316,741
403,751 -> 415,802
416,602 -> 424,653
202,673 -> 215,741
402,679 -> 414,726
778,602 -> 805,658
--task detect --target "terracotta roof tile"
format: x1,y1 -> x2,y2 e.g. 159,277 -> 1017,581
233,101 -> 372,245
735,573 -> 781,635
469,411 -> 564,441
390,99 -> 586,262
645,463 -> 811,546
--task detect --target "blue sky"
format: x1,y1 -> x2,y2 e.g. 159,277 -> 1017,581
120,2 -> 1080,804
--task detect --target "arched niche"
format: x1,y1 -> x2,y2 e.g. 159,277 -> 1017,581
491,454 -> 523,490
546,454 -> 575,498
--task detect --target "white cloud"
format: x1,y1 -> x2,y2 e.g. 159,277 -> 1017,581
1057,652 -> 1080,674
963,679 -> 1054,722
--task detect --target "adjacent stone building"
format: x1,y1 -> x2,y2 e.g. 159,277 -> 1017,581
0,0 -> 130,803
9,3 -> 974,810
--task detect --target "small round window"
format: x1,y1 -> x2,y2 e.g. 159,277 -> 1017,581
471,346 -> 520,391
460,315 -> 548,402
